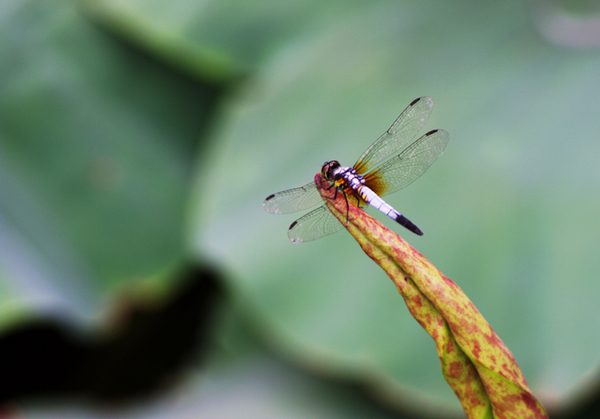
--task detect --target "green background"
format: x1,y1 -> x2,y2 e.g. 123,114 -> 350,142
2,0 -> 600,417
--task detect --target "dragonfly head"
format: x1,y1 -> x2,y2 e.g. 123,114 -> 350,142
321,160 -> 341,181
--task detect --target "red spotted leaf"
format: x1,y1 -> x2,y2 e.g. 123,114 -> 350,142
315,173 -> 547,419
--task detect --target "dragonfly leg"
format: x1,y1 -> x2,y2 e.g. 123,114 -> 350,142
342,190 -> 349,226
322,183 -> 350,226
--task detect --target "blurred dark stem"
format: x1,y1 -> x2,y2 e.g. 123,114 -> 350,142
553,392 -> 600,419
0,264 -> 222,406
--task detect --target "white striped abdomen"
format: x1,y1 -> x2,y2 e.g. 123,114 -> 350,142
347,174 -> 423,236
356,185 -> 399,219
334,165 -> 423,236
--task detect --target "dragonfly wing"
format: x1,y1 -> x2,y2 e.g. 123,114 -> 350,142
364,129 -> 449,197
353,97 -> 434,175
288,205 -> 344,242
263,182 -> 322,214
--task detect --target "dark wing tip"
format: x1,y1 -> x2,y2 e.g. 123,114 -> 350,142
425,129 -> 438,136
409,97 -> 421,106
288,221 -> 302,243
263,194 -> 276,212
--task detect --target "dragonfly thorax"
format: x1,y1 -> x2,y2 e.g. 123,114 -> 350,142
321,160 -> 364,190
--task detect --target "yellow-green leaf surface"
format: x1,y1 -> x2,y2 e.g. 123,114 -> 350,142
316,173 -> 547,418
183,0 -> 600,415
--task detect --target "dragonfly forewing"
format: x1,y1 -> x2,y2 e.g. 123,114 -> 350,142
363,129 -> 449,197
353,97 -> 434,175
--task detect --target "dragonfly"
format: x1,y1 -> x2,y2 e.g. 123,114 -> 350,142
263,97 -> 449,243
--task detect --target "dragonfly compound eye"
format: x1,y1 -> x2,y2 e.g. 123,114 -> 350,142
320,162 -> 330,178
321,160 -> 341,180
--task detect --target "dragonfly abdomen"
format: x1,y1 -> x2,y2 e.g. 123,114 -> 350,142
355,185 -> 424,236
